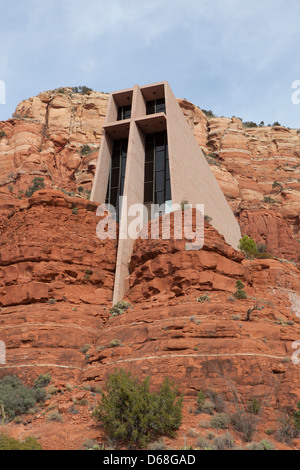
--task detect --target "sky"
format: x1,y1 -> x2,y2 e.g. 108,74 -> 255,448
1,0 -> 300,128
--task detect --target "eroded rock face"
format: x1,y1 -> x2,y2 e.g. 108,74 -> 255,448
127,212 -> 244,303
179,103 -> 300,251
82,216 -> 300,423
0,88 -> 109,196
0,190 -> 117,382
238,208 -> 300,261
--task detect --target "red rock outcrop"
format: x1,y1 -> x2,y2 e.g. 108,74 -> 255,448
0,190 -> 117,383
238,208 -> 300,261
81,216 -> 300,449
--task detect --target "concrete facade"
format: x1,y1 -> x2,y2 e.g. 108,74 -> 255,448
91,81 -> 241,304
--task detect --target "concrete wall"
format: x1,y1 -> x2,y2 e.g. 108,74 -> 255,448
113,120 -> 146,304
164,82 -> 241,249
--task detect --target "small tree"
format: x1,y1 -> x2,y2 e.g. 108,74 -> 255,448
238,235 -> 257,259
234,280 -> 247,300
92,369 -> 184,448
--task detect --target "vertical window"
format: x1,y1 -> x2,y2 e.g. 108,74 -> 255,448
117,105 -> 131,121
143,131 -> 171,210
106,139 -> 128,219
146,98 -> 166,115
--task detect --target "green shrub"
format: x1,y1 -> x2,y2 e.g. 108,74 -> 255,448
0,131 -> 7,138
80,144 -> 92,155
234,281 -> 247,300
196,390 -> 206,410
210,413 -> 231,429
263,196 -> 275,204
0,375 -> 47,421
243,121 -> 258,128
92,369 -> 184,448
25,177 -> 45,198
72,86 -> 93,94
46,410 -> 63,422
213,431 -> 235,450
196,436 -> 214,450
34,373 -> 51,388
0,434 -> 42,450
238,235 -> 257,258
72,206 -> 79,215
109,301 -> 131,319
201,109 -> 215,118
247,397 -> 261,415
109,339 -> 122,348
80,344 -> 91,355
235,290 -> 247,300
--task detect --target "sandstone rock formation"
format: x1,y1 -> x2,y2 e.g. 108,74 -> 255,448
0,88 -> 300,450
0,190 -> 117,383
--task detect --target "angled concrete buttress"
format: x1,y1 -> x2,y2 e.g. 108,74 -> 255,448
91,81 -> 241,304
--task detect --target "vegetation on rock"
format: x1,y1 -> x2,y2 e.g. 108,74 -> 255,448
92,369 -> 184,448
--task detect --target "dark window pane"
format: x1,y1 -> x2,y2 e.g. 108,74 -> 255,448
146,100 -> 155,115
156,98 -> 166,113
117,106 -> 131,120
144,182 -> 153,203
165,160 -> 170,180
111,157 -> 120,169
121,158 -> 126,177
165,179 -> 171,200
121,139 -> 128,155
123,106 -> 131,120
145,162 -> 154,183
111,168 -> 120,187
110,188 -> 118,207
120,177 -> 125,195
156,132 -> 165,148
155,171 -> 164,191
155,190 -> 165,205
108,139 -> 127,207
155,151 -> 165,171
145,134 -> 154,144
145,142 -> 154,163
